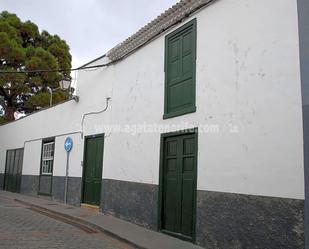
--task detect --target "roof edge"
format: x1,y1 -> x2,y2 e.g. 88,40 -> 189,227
0,99 -> 74,127
77,54 -> 107,69
106,0 -> 217,62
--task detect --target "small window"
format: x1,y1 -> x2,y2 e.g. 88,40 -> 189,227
41,140 -> 55,175
164,19 -> 197,119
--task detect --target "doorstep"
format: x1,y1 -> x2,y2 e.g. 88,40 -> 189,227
80,203 -> 100,210
0,191 -> 203,249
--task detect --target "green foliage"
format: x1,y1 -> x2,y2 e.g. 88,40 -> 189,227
0,116 -> 7,125
0,11 -> 72,120
26,90 -> 69,108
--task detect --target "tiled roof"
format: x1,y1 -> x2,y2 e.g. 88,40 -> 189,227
106,0 -> 216,62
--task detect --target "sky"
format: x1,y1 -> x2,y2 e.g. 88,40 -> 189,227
0,0 -> 179,68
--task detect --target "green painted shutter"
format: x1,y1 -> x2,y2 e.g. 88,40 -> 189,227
164,19 -> 197,119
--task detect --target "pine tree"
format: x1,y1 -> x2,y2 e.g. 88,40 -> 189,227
0,11 -> 72,121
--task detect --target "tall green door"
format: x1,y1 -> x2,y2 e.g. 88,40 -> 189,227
4,148 -> 24,193
160,131 -> 197,241
82,135 -> 104,206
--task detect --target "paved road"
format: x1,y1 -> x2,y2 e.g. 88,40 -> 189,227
0,195 -> 135,249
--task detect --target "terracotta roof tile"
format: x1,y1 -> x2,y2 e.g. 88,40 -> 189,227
106,0 -> 216,62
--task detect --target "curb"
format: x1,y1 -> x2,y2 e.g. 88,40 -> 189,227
14,199 -> 145,249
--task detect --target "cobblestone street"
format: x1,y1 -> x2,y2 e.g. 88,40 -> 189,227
0,195 -> 134,249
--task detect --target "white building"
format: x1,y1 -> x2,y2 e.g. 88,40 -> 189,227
0,0 -> 308,248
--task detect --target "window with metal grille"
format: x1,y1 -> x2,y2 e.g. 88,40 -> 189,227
41,141 -> 55,175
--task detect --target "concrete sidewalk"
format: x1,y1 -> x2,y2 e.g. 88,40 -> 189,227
0,191 -> 203,249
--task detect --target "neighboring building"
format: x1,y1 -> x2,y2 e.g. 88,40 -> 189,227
0,0 -> 308,248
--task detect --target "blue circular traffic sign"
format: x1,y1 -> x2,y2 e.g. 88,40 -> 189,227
64,137 -> 73,152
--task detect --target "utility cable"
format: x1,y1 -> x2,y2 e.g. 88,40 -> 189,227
0,62 -> 113,74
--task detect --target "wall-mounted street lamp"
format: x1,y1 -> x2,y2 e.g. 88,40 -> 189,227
59,78 -> 80,103
47,79 -> 80,107
59,78 -> 71,90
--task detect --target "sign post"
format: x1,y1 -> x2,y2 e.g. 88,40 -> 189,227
64,137 -> 73,204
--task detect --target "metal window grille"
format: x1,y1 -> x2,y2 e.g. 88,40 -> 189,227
41,142 -> 54,175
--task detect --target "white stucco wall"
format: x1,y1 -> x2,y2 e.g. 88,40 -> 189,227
23,140 -> 41,175
53,134 -> 84,177
0,0 -> 304,199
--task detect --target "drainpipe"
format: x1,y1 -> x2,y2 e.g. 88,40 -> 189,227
81,97 -> 111,138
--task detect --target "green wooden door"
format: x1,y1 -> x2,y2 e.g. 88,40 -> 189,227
4,148 -> 24,193
82,135 -> 104,206
161,132 -> 197,240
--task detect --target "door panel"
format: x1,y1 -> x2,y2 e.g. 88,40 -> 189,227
5,150 -> 13,191
93,137 -> 103,205
11,149 -> 20,192
181,135 -> 196,236
181,176 -> 194,236
161,132 -> 197,240
83,179 -> 93,204
82,135 -> 104,206
16,151 -> 23,193
8,150 -> 15,191
164,137 -> 181,233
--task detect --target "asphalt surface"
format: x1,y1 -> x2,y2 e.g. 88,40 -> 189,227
0,195 -> 135,249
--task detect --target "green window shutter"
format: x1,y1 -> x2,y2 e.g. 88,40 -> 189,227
164,19 -> 197,119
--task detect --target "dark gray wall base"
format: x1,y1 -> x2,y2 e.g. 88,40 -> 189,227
101,180 -> 304,248
196,191 -> 304,249
101,179 -> 158,230
304,105 -> 309,249
20,175 -> 81,206
38,175 -> 52,195
298,0 -> 309,248
67,177 -> 82,206
20,175 -> 39,196
18,175 -> 305,248
0,173 -> 4,190
52,176 -> 65,202
52,176 -> 81,206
